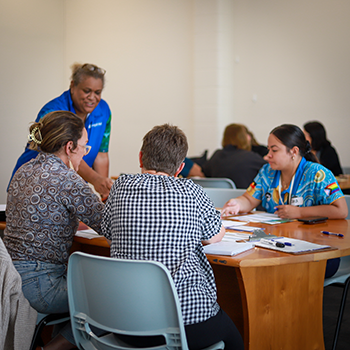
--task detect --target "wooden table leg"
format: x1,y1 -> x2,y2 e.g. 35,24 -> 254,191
212,260 -> 327,350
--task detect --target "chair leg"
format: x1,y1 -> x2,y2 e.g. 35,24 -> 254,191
29,313 -> 70,350
331,278 -> 350,350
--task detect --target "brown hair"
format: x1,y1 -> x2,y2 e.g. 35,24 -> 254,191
28,111 -> 84,153
222,124 -> 251,151
70,63 -> 106,87
141,124 -> 188,176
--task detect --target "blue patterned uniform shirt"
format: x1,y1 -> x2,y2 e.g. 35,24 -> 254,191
102,174 -> 222,325
4,153 -> 104,264
247,157 -> 344,212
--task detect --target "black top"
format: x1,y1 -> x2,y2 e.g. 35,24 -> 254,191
317,143 -> 342,176
202,145 -> 266,189
251,144 -> 268,157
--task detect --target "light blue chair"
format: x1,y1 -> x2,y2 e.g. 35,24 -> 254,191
67,252 -> 225,350
202,188 -> 246,208
191,177 -> 236,189
343,195 -> 350,219
323,255 -> 350,350
342,166 -> 350,174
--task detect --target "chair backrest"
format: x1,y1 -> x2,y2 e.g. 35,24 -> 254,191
343,195 -> 350,219
342,166 -> 350,174
67,252 -> 189,350
202,188 -> 246,208
191,177 -> 236,189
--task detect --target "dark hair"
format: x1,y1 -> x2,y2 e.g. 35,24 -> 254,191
303,121 -> 330,151
28,111 -> 84,153
70,63 -> 106,88
141,124 -> 188,176
270,124 -> 318,163
222,124 -> 251,151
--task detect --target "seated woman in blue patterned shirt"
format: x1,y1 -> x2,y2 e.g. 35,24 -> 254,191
222,124 -> 348,278
102,124 -> 244,350
4,111 -> 105,350
221,124 -> 347,219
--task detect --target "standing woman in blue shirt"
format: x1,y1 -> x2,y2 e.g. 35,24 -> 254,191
9,63 -> 113,200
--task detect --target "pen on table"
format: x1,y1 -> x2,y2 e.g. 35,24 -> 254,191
260,239 -> 285,248
321,231 -> 344,238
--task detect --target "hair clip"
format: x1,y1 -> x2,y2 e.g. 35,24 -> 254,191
28,126 -> 42,144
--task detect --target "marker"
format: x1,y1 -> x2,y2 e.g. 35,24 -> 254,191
283,242 -> 294,247
321,231 -> 344,238
260,239 -> 285,248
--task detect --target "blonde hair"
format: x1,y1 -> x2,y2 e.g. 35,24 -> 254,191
70,63 -> 106,87
28,111 -> 84,153
222,124 -> 251,151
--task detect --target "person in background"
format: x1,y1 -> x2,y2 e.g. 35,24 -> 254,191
8,63 -> 113,200
102,124 -> 244,350
245,128 -> 268,157
303,121 -> 343,176
222,124 -> 347,278
202,124 -> 266,188
4,111 -> 105,350
180,157 -> 205,178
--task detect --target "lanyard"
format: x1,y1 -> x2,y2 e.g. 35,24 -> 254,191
278,174 -> 295,205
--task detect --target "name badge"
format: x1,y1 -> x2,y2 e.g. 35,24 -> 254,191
291,196 -> 303,206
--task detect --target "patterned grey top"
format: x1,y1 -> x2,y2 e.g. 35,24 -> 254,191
102,174 -> 222,325
4,152 -> 104,264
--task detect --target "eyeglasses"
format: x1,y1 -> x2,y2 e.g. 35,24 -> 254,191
81,63 -> 106,76
78,144 -> 91,155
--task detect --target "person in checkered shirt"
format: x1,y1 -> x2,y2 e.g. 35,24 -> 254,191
102,124 -> 244,350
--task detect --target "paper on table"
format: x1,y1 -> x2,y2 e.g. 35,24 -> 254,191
75,228 -> 100,239
0,204 -> 6,211
232,212 -> 292,224
222,231 -> 251,241
254,236 -> 331,254
221,220 -> 248,229
204,241 -> 254,256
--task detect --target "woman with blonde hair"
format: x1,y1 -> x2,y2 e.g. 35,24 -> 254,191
4,111 -> 105,349
202,123 -> 266,188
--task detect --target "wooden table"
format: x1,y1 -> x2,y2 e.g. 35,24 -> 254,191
72,219 -> 350,350
336,174 -> 350,190
3,218 -> 350,349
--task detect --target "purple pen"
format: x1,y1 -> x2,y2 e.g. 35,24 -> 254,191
321,231 -> 344,238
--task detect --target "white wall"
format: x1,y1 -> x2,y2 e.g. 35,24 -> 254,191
0,0 -> 65,203
1,0 -> 349,204
231,0 -> 350,164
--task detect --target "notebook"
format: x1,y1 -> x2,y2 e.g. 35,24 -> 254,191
203,241 -> 254,256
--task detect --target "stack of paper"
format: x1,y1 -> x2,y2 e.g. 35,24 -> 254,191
232,213 -> 292,225
203,241 -> 254,256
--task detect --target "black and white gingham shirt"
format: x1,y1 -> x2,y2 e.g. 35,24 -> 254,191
102,174 -> 222,325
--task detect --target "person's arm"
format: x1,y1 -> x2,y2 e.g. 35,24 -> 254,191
275,197 -> 348,219
202,224 -> 226,244
221,193 -> 261,217
77,155 -> 113,199
188,163 -> 205,177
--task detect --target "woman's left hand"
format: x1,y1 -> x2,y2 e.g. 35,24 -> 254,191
274,205 -> 301,219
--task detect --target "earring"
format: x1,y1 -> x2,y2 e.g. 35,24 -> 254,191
68,156 -> 75,170
292,156 -> 295,160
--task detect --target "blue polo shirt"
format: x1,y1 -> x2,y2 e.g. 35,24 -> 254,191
8,90 -> 111,187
